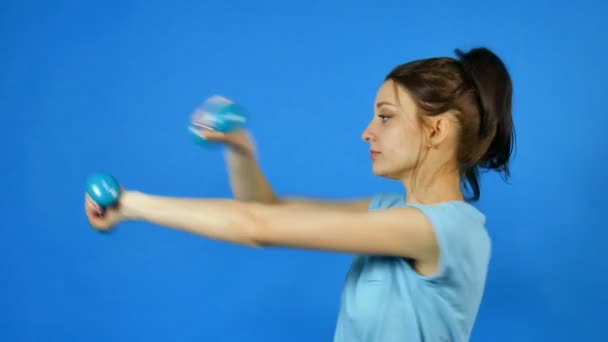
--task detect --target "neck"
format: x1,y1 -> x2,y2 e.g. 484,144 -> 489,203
401,165 -> 464,205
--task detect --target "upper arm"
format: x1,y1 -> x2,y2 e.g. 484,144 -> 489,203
278,197 -> 372,212
251,204 -> 438,260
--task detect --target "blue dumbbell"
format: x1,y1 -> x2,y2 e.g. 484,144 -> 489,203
188,95 -> 248,146
86,173 -> 121,208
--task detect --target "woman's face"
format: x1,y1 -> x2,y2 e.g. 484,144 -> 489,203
362,80 -> 427,180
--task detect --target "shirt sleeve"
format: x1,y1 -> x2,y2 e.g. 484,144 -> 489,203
410,203 -> 491,286
369,193 -> 405,212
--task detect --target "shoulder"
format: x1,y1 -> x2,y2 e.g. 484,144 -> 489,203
408,201 -> 491,282
369,193 -> 487,234
368,193 -> 406,211
367,194 -> 490,253
409,201 -> 487,231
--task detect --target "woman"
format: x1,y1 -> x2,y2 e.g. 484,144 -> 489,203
85,47 -> 514,341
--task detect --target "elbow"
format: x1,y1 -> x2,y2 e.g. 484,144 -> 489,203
248,220 -> 271,248
244,224 -> 266,248
238,203 -> 271,248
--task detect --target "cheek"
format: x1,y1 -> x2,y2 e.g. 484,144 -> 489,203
384,125 -> 421,160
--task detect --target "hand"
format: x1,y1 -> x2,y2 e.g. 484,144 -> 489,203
196,128 -> 257,158
84,193 -> 125,232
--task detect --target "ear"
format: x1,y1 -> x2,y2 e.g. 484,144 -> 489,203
427,113 -> 454,148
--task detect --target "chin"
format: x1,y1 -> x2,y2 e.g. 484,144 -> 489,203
372,162 -> 404,180
372,163 -> 401,180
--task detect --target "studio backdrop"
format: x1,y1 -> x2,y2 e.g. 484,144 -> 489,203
2,0 -> 606,341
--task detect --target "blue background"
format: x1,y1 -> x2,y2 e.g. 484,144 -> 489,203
2,0 -> 607,341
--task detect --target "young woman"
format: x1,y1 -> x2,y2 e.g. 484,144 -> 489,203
85,46 -> 514,341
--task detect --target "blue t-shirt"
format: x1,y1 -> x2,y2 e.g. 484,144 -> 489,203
333,193 -> 491,342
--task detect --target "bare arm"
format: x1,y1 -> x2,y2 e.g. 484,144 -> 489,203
91,191 -> 437,261
208,129 -> 370,211
222,134 -> 279,203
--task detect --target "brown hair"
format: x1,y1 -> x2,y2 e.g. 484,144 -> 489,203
385,47 -> 515,201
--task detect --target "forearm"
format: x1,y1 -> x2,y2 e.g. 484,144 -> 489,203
120,191 -> 262,247
225,147 -> 370,212
225,148 -> 279,203
227,150 -> 369,211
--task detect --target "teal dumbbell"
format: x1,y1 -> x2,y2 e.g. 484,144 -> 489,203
188,95 -> 248,146
86,173 -> 121,208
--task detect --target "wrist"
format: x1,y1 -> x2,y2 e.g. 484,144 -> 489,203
119,190 -> 146,220
227,144 -> 256,159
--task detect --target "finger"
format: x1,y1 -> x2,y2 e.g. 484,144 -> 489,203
86,210 -> 110,230
198,129 -> 225,140
85,196 -> 103,215
84,194 -> 112,231
85,193 -> 105,210
85,202 -> 105,222
85,208 -> 100,225
86,205 -> 102,220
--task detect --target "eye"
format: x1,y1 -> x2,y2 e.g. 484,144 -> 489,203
378,114 -> 392,122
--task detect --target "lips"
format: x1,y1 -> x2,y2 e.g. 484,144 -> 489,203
370,150 -> 381,159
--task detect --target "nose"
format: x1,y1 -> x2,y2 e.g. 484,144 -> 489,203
362,123 -> 376,142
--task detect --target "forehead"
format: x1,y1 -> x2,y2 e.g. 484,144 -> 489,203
375,79 -> 417,112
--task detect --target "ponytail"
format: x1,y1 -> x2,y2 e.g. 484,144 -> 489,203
455,47 -> 515,199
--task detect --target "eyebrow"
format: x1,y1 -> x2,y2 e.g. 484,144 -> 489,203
376,101 -> 397,108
